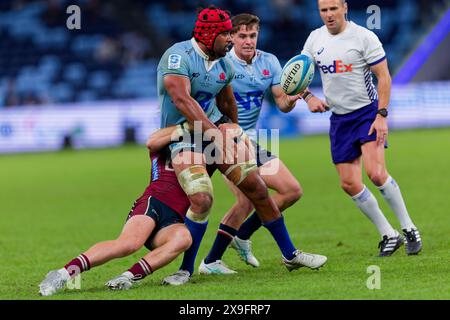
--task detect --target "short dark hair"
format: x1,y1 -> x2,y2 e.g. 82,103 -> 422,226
231,13 -> 260,33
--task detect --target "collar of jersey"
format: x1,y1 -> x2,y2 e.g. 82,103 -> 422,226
191,38 -> 220,72
230,47 -> 259,65
327,20 -> 352,37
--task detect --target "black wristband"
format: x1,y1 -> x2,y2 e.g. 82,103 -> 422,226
377,108 -> 388,118
302,91 -> 313,102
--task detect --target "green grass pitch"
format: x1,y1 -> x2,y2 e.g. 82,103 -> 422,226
1,128 -> 449,300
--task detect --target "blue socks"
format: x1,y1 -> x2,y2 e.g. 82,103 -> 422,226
263,216 -> 297,260
237,211 -> 262,240
204,224 -> 237,264
179,216 -> 208,275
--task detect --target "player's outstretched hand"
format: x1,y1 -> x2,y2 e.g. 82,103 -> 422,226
306,96 -> 329,113
368,115 -> 388,146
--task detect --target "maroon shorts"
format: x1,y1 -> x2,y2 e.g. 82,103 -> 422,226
126,194 -> 184,250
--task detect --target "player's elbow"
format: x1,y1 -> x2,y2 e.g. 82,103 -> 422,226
146,137 -> 155,151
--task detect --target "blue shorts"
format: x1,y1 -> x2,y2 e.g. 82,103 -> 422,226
167,115 -> 232,163
329,101 -> 387,164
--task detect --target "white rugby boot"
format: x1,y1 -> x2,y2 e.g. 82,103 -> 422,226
198,259 -> 237,275
161,270 -> 191,286
230,236 -> 260,267
39,268 -> 71,296
105,272 -> 136,290
283,250 -> 327,271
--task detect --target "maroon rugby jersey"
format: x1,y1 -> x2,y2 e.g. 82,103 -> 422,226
145,151 -> 190,217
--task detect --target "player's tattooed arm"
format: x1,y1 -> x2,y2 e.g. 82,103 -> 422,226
216,85 -> 239,123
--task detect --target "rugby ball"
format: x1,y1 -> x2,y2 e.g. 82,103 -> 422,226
280,54 -> 315,95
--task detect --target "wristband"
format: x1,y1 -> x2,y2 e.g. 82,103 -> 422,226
302,91 -> 313,102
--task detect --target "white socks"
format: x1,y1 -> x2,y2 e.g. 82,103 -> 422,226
352,186 -> 397,238
377,176 -> 416,231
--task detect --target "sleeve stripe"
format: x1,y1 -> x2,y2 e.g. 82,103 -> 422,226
163,72 -> 189,77
368,56 -> 386,66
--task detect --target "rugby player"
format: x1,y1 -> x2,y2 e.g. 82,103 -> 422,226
38,150 -> 195,296
199,13 -> 306,274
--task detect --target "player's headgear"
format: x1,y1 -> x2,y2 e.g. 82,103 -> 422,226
193,6 -> 232,51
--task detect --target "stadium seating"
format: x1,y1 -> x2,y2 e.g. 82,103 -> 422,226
0,0 -> 445,107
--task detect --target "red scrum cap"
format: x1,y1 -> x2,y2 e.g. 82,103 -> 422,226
193,6 -> 232,51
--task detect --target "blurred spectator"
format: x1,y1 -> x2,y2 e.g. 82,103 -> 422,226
42,0 -> 66,28
94,36 -> 120,63
120,32 -> 151,64
4,79 -> 20,108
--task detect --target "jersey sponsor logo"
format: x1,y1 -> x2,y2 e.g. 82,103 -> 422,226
192,72 -> 200,78
168,54 -> 182,69
151,156 -> 159,181
317,60 -> 352,74
193,91 -> 213,111
234,74 -> 245,79
234,90 -> 264,110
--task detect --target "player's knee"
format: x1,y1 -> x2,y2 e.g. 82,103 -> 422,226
172,228 -> 192,252
189,192 -> 213,214
224,160 -> 258,187
244,176 -> 270,203
340,180 -> 360,195
367,169 -> 388,186
235,195 -> 254,216
118,239 -> 142,256
286,181 -> 303,203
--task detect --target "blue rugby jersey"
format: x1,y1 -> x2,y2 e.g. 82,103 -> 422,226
227,48 -> 282,139
158,38 -> 234,127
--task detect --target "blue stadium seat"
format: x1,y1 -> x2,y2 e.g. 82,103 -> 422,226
77,90 -> 99,102
88,71 -> 111,90
64,63 -> 87,84
49,83 -> 73,102
71,35 -> 104,56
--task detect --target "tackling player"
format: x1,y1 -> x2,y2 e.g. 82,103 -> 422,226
38,150 -> 195,296
300,0 -> 422,256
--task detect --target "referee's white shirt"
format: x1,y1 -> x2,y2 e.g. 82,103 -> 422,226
301,21 -> 386,114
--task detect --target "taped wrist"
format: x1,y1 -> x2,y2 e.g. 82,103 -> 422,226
174,122 -> 192,140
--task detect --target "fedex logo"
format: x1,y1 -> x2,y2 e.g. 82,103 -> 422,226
317,60 -> 352,74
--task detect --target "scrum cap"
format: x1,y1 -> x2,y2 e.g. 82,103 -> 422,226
193,6 -> 232,51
